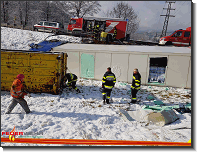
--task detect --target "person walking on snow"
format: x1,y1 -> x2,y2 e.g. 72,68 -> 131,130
130,68 -> 141,103
5,74 -> 31,114
62,73 -> 81,93
102,67 -> 116,104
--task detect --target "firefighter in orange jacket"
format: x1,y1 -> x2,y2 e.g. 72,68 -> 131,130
5,74 -> 31,114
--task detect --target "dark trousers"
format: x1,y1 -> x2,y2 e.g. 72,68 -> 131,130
6,98 -> 30,114
102,88 -> 112,103
70,81 -> 77,90
131,89 -> 138,101
63,80 -> 77,90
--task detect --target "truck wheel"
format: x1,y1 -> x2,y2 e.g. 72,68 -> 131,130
52,30 -> 56,34
165,41 -> 172,46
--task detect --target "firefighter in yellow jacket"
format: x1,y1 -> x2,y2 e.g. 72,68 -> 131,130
130,68 -> 141,103
113,27 -> 117,40
5,74 -> 31,114
102,67 -> 116,104
94,24 -> 100,40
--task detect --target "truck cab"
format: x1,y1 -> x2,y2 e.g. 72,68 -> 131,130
159,27 -> 191,46
67,18 -> 83,33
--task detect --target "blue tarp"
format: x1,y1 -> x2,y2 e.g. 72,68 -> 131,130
29,40 -> 66,52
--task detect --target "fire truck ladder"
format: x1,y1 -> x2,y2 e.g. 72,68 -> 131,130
160,1 -> 175,37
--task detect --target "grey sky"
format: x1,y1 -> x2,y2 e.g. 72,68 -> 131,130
94,1 -> 192,32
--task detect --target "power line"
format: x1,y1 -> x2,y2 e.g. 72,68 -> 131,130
173,1 -> 187,16
160,1 -> 176,37
154,2 -> 166,35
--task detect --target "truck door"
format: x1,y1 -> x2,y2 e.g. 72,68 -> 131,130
172,31 -> 183,46
68,19 -> 77,32
43,21 -> 49,32
182,31 -> 190,46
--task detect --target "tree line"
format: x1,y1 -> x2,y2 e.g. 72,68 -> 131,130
1,1 -> 139,34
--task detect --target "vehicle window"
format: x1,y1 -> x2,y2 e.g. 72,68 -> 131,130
169,31 -> 176,36
49,23 -> 57,27
174,31 -> 182,37
184,31 -> 190,37
44,22 -> 49,26
148,57 -> 167,84
70,20 -> 76,24
59,23 -> 64,28
38,22 -> 43,25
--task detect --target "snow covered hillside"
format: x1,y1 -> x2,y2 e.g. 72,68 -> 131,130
1,27 -> 191,146
1,27 -> 82,50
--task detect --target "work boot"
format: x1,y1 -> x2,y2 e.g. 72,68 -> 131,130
103,95 -> 106,104
26,110 -> 31,114
76,89 -> 81,93
106,99 -> 110,104
130,100 -> 137,104
5,111 -> 11,114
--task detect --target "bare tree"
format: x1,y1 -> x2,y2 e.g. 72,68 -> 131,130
24,1 -> 28,26
105,2 -> 139,35
67,1 -> 101,18
1,1 -> 9,23
18,1 -> 23,25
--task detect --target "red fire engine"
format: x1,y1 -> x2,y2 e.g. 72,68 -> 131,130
67,17 -> 129,42
159,27 -> 191,46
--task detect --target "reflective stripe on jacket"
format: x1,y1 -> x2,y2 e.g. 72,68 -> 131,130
10,79 -> 26,98
65,73 -> 78,84
102,71 -> 116,89
114,29 -> 117,36
131,73 -> 141,90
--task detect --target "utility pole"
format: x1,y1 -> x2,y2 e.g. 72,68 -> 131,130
160,1 -> 175,37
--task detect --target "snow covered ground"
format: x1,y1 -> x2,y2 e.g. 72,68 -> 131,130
1,27 -> 191,146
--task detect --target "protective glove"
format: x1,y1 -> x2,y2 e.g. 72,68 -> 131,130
76,89 -> 81,93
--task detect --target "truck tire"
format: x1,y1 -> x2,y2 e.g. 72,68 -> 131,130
165,41 -> 172,46
126,34 -> 130,42
52,30 -> 57,34
106,34 -> 112,44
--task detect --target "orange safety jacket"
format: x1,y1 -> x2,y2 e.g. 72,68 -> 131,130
10,79 -> 27,98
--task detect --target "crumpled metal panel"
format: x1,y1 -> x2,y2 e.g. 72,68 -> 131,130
1,50 -> 67,94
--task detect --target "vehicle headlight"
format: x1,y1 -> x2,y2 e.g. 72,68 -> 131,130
160,38 -> 166,41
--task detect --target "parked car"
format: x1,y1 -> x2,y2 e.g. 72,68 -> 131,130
33,21 -> 64,34
29,35 -> 68,52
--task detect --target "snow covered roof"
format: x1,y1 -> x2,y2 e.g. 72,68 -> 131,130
52,44 -> 191,55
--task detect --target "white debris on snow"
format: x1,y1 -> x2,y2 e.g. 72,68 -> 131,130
1,27 -> 191,146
